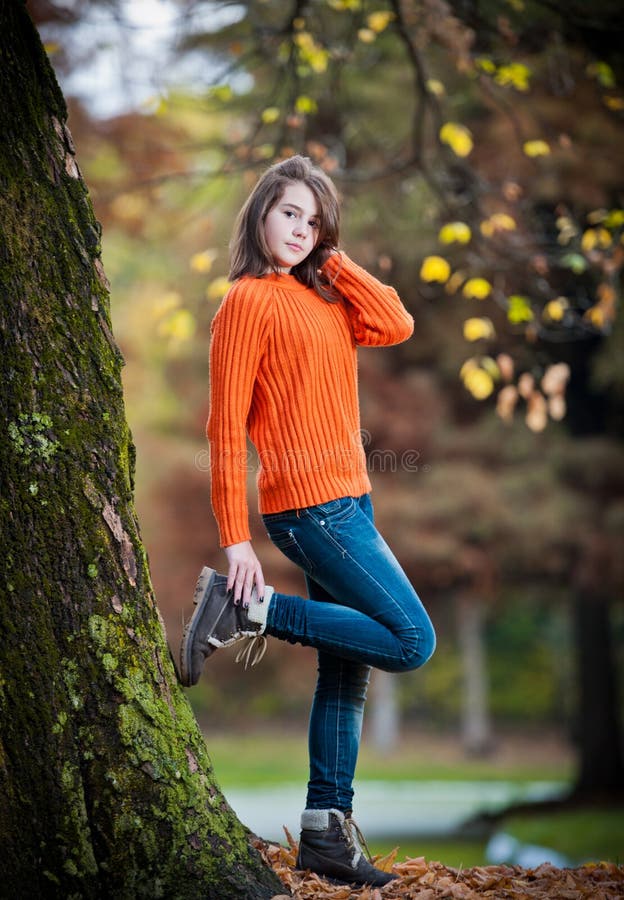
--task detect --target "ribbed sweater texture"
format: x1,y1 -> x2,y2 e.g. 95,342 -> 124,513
207,252 -> 414,547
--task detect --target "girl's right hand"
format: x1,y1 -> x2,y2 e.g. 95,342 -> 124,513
223,540 -> 266,608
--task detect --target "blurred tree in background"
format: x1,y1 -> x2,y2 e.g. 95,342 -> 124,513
28,0 -> 624,798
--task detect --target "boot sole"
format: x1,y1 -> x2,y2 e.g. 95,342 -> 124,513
179,566 -> 225,686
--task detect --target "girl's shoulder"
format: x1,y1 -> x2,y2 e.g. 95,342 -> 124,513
221,275 -> 276,308
211,276 -> 276,331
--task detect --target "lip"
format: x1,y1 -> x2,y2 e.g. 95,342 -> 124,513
286,242 -> 303,252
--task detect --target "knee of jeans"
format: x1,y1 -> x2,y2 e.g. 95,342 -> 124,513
398,622 -> 436,672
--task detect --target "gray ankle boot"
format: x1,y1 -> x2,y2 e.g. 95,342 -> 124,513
297,808 -> 397,887
179,566 -> 273,686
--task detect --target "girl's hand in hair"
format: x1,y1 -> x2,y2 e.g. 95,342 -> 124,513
316,242 -> 338,269
223,540 -> 266,608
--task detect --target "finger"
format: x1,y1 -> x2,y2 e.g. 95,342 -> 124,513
255,566 -> 265,599
233,572 -> 245,605
227,563 -> 237,593
241,571 -> 255,608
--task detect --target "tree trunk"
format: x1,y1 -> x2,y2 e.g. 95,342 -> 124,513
457,595 -> 492,756
369,670 -> 400,754
0,3 -> 283,897
572,592 -> 624,798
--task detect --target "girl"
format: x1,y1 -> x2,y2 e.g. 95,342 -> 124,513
180,155 -> 435,888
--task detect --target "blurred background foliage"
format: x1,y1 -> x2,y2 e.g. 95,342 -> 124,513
28,0 -> 624,802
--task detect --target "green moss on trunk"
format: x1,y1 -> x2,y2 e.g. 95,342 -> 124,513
0,3 -> 283,897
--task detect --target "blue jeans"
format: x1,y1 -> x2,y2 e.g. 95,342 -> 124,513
262,493 -> 435,812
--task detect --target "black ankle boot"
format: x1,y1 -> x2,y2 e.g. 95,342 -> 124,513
297,808 -> 397,887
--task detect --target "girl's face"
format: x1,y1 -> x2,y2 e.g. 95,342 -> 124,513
263,181 -> 320,272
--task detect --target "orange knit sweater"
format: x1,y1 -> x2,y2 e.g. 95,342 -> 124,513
206,252 -> 414,547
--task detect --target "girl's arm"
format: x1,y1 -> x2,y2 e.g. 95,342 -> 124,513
322,252 -> 414,346
206,279 -> 272,550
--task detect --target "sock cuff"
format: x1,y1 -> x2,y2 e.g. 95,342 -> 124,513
301,808 -> 345,830
247,585 -> 273,630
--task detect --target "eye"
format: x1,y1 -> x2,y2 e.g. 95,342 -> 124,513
283,210 -> 296,218
309,220 -> 320,229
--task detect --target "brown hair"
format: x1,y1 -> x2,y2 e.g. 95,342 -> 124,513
228,155 -> 341,302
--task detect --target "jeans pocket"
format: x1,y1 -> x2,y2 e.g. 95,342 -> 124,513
266,526 -> 315,574
313,495 -> 358,523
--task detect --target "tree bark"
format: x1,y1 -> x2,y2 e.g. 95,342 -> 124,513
369,670 -> 400,754
572,592 -> 624,798
0,2 -> 283,897
457,595 -> 492,756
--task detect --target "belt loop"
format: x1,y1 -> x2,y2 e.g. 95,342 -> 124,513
296,508 -> 300,518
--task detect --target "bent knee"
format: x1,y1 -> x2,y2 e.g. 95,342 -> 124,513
397,623 -> 436,672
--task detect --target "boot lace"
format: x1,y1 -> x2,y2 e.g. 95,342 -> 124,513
234,634 -> 268,669
342,814 -> 373,867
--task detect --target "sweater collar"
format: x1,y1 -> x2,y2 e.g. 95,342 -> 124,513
261,272 -> 311,292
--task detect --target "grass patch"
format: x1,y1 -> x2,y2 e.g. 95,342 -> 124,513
502,807 -> 624,865
370,839 -> 487,869
204,728 -> 572,788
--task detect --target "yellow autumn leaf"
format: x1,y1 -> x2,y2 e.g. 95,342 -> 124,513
464,368 -> 494,400
367,11 -> 394,32
543,297 -> 567,321
581,227 -> 612,252
206,277 -> 232,302
462,277 -> 492,300
604,96 -> 624,111
327,0 -> 361,9
481,356 -> 500,380
358,28 -> 376,43
464,317 -> 495,341
507,294 -> 534,324
480,213 -> 516,237
426,78 -> 445,96
523,139 -> 550,157
586,61 -> 616,88
495,62 -> 531,91
475,56 -> 496,74
295,95 -> 318,115
439,122 -> 473,157
261,107 -> 280,124
190,249 -> 217,274
420,256 -> 451,283
604,209 -> 624,228
157,308 -> 196,341
208,84 -> 233,102
460,357 -> 479,380
439,221 -> 472,244
584,305 -> 606,328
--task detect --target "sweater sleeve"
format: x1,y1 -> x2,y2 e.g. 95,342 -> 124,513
322,252 -> 414,346
206,279 -> 273,547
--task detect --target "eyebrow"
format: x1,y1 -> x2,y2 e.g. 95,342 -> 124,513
280,202 -> 320,220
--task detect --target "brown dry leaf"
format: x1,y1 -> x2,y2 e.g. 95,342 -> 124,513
374,846 -> 399,872
258,838 -> 624,900
283,825 -> 298,850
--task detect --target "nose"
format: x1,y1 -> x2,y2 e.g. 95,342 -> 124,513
293,219 -> 308,238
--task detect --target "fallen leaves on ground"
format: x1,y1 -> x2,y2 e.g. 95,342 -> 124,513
253,832 -> 624,900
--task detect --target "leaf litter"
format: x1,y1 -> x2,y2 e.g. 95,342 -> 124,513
253,830 -> 624,900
